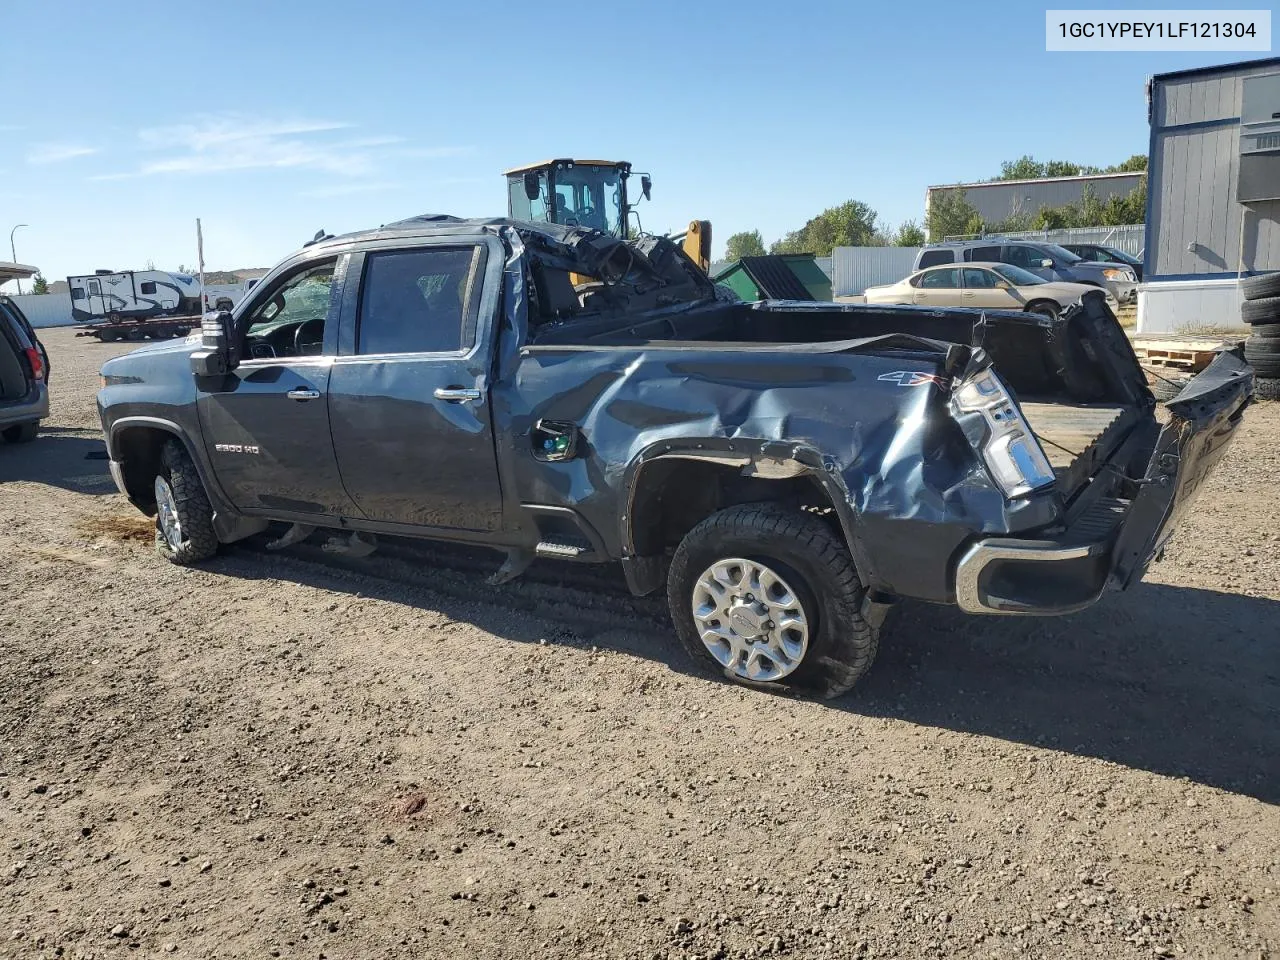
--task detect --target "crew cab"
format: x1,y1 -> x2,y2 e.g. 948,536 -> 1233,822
97,216 -> 1252,697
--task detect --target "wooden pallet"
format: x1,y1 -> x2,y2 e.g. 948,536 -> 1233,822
1130,337 -> 1224,373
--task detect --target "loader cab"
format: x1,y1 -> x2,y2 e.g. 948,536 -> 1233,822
505,159 -> 649,238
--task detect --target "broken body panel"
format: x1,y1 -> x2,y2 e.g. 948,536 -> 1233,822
97,217 -> 1252,617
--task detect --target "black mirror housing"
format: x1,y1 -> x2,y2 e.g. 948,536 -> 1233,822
190,310 -> 235,377
640,174 -> 652,200
523,171 -> 540,201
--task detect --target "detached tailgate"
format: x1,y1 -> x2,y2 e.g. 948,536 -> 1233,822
1110,349 -> 1253,589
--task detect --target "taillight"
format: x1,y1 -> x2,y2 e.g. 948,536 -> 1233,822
24,347 -> 45,382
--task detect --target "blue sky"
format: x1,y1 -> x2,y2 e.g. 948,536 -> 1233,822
0,0 -> 1273,283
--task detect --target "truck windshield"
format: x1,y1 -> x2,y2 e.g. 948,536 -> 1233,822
553,165 -> 624,236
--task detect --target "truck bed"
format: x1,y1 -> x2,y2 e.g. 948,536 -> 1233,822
1020,401 -> 1138,494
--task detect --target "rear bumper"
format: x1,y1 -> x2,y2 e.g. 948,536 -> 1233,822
955,501 -> 1124,615
955,348 -> 1252,616
0,382 -> 49,427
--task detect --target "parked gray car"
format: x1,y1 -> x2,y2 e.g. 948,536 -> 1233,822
915,239 -> 1138,303
0,296 -> 49,443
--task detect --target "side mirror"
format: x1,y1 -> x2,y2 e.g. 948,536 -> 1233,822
640,174 -> 652,201
190,309 -> 235,377
523,171 -> 540,201
1040,258 -> 1054,268
994,279 -> 1011,289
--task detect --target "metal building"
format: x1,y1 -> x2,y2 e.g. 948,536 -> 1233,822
1140,56 -> 1280,333
925,172 -> 1145,235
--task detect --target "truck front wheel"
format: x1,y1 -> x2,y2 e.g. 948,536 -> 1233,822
153,440 -> 219,565
667,504 -> 880,698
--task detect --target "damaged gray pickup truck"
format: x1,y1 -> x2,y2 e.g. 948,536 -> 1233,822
98,216 -> 1253,697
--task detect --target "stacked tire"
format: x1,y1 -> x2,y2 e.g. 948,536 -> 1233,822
1242,272 -> 1280,400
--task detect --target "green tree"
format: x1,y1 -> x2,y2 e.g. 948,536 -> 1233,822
724,229 -> 766,261
31,273 -> 49,295
770,200 -> 881,256
926,189 -> 984,241
892,221 -> 926,247
1106,154 -> 1148,173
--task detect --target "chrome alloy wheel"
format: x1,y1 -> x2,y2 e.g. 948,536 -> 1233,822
691,558 -> 810,681
154,475 -> 184,551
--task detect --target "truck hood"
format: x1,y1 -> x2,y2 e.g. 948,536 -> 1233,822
101,334 -> 199,375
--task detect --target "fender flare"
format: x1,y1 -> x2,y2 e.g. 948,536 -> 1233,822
107,416 -> 264,543
619,437 -> 875,589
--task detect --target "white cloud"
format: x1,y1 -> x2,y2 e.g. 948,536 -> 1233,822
28,143 -> 100,164
89,114 -> 471,181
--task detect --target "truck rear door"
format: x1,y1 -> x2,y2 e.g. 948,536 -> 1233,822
327,238 -> 505,533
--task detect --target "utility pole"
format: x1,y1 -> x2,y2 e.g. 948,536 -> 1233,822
196,219 -> 205,313
9,224 -> 28,295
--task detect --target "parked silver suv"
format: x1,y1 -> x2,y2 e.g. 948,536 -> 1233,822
914,239 -> 1138,303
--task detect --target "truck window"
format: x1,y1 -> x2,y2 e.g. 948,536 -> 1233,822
356,247 -> 485,356
140,281 -> 157,295
965,245 -> 1001,262
71,287 -> 85,300
917,250 -> 954,268
244,259 -> 337,357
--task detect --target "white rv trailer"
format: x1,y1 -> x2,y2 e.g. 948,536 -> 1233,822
67,270 -> 201,323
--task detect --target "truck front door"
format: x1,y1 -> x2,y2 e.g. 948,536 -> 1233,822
327,241 -> 504,532
195,255 -> 356,517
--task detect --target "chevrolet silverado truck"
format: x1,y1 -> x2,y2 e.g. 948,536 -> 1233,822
97,216 -> 1253,697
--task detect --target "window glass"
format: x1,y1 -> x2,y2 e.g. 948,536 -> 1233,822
1003,245 -> 1040,269
917,249 -> 954,268
507,172 -> 549,222
71,287 -> 85,301
244,259 -> 336,357
991,263 -> 1046,286
1041,243 -> 1082,264
919,267 -> 961,289
965,245 -> 1001,262
140,281 -> 157,295
963,268 -> 1000,289
357,247 -> 483,355
88,280 -> 101,295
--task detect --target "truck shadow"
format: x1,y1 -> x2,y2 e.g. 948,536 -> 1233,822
211,533 -> 1280,804
0,432 -> 116,494
850,585 -> 1280,804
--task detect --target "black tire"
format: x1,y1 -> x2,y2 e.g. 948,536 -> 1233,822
667,504 -> 879,699
1149,374 -> 1191,402
154,440 -> 219,565
1245,355 -> 1280,379
1249,322 -> 1280,339
99,330 -> 120,342
1026,301 -> 1060,321
1241,297 -> 1280,324
124,329 -> 144,342
1244,335 -> 1280,355
1,421 -> 39,443
1254,377 -> 1280,401
1241,272 -> 1280,301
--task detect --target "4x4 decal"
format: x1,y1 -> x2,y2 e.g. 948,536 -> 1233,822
877,371 -> 950,390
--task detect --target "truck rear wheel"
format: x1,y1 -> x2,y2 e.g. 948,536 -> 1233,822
667,504 -> 880,698
154,440 -> 219,565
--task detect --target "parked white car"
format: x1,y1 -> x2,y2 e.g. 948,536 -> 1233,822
863,263 -> 1116,320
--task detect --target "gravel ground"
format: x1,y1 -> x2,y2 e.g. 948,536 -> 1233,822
1,327 -> 1277,960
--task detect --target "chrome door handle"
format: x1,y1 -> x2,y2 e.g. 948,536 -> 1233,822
433,387 -> 482,403
287,388 -> 321,401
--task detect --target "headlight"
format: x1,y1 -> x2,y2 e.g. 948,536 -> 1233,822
1103,268 -> 1136,282
951,369 -> 1055,498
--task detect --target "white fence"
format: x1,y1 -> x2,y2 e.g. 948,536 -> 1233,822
8,293 -> 75,328
830,247 -> 920,297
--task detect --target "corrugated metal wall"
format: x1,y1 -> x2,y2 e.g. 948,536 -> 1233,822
999,224 -> 1146,256
830,248 -> 920,296
1149,61 -> 1280,279
928,174 -> 1145,228
9,293 -> 74,328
